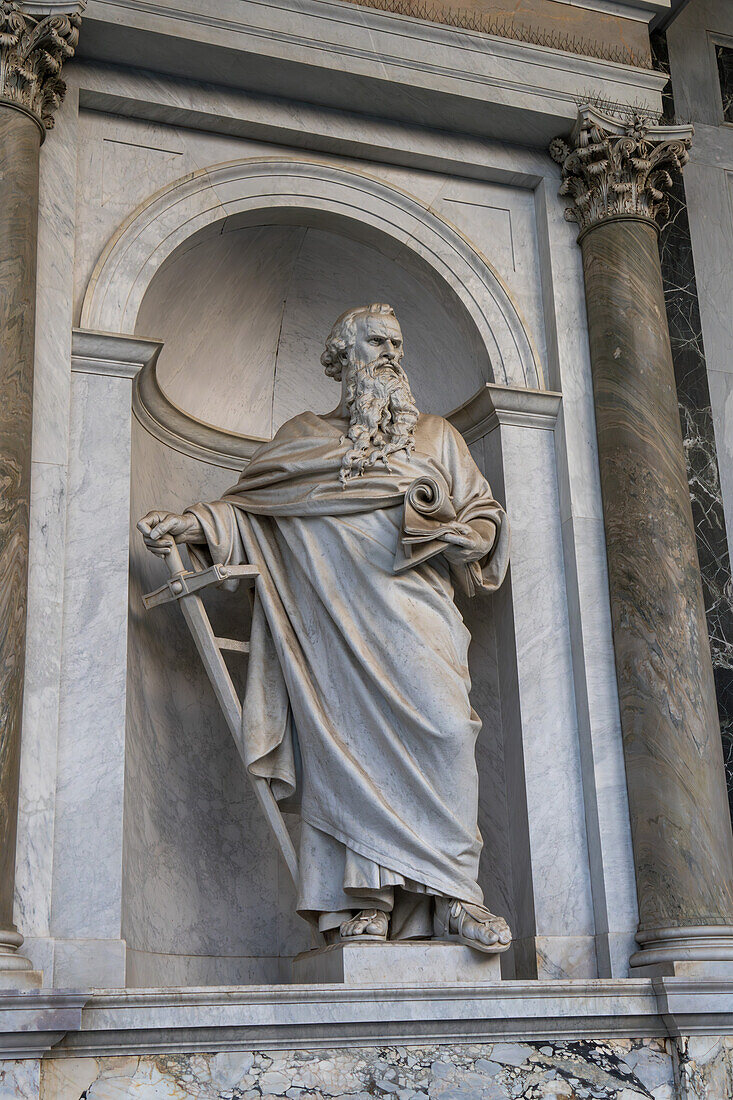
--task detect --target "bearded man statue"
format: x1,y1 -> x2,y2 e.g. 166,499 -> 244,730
138,303 -> 513,953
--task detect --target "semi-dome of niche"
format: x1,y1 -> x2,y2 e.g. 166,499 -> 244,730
134,223 -> 491,441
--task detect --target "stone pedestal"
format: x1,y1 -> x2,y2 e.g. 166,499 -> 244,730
292,941 -> 502,984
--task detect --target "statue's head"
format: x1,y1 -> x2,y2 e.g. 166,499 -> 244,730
321,303 -> 404,382
322,304 -> 419,484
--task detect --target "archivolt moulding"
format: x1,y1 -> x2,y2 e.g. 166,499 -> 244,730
80,157 -> 542,391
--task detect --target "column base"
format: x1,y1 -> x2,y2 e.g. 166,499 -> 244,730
0,928 -> 42,989
629,926 -> 733,978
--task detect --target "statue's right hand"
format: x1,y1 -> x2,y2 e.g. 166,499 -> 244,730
137,510 -> 202,556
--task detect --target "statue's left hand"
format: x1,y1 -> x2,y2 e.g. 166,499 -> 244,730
442,521 -> 495,566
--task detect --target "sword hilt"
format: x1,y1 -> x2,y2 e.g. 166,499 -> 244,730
161,538 -> 186,578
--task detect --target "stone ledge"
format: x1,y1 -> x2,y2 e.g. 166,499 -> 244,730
0,990 -> 87,1059
0,978 -> 718,1059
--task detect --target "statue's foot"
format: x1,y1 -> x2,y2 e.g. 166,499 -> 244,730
339,908 -> 389,942
433,898 -> 512,954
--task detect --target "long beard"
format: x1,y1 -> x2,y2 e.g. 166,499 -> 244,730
339,357 -> 419,486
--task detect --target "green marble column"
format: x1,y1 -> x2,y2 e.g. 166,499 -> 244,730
0,2 -> 84,984
552,107 -> 733,976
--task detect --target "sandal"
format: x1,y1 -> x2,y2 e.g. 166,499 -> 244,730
339,907 -> 390,942
433,897 -> 512,954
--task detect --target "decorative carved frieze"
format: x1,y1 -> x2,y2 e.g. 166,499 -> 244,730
0,1 -> 85,130
549,104 -> 693,235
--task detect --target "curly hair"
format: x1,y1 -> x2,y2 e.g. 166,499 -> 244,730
321,303 -> 397,381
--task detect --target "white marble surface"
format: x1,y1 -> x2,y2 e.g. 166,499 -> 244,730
73,0 -> 667,147
15,54 -> 640,991
45,979 -> 677,1054
482,413 -> 596,979
75,124 -> 540,389
49,361 -> 139,984
15,83 -> 81,962
533,176 -> 638,977
0,1059 -> 39,1099
292,942 -> 502,985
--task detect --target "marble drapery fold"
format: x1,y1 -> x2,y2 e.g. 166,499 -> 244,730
185,411 -> 508,923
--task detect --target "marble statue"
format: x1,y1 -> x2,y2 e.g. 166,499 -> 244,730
138,304 -> 512,954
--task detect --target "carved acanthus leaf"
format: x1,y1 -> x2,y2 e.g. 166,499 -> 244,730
549,105 -> 693,233
0,2 -> 85,129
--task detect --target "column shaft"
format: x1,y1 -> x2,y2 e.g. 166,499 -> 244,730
580,216 -> 733,942
0,109 -> 41,969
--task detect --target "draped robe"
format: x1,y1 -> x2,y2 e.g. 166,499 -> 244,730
185,410 -> 509,926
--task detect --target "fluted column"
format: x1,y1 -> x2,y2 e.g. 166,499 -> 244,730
0,0 -> 84,984
551,107 -> 733,977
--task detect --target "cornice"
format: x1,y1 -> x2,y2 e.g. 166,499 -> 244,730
71,328 -> 155,379
449,383 -> 562,445
76,0 -> 668,146
71,327 -> 555,470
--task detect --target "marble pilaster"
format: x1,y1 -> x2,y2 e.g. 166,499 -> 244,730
47,332 -> 157,989
451,384 -> 597,979
0,1 -> 84,986
551,105 -> 733,976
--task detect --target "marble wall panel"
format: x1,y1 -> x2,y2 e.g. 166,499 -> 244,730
673,1035 -> 733,1100
51,371 -> 138,957
483,422 -> 596,979
433,177 -> 547,375
455,492 -> 514,976
38,1038 -> 677,1100
16,81 -> 79,963
0,1058 -> 40,1100
533,176 -> 636,977
657,165 -> 733,822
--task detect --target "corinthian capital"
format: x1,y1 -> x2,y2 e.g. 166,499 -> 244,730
0,1 -> 85,131
549,104 -> 693,234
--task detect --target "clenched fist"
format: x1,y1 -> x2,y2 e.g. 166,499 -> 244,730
137,510 -> 204,557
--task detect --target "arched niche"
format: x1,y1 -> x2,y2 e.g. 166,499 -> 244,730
81,157 -> 542,402
100,158 -> 549,985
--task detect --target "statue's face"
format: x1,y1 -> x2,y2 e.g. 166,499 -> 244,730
350,313 -> 404,376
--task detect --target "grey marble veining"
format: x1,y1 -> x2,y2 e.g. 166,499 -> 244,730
533,175 -> 638,978
481,411 -> 596,979
16,81 -> 80,960
38,1037 -> 677,1099
50,367 -> 139,965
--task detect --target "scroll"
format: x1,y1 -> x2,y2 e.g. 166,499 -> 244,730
394,473 -> 457,573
